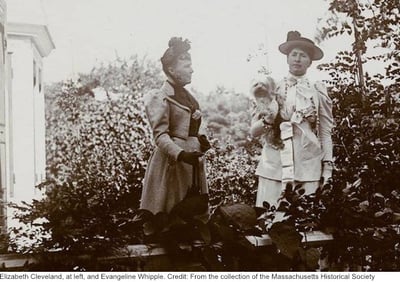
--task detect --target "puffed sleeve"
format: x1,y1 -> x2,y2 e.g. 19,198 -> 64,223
315,81 -> 334,162
143,90 -> 183,160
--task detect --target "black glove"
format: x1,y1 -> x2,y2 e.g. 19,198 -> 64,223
198,134 -> 211,152
178,151 -> 203,166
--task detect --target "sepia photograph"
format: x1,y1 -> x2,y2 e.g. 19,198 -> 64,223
0,0 -> 399,277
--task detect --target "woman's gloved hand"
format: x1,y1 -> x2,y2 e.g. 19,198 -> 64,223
198,135 -> 211,152
321,161 -> 333,186
178,151 -> 203,165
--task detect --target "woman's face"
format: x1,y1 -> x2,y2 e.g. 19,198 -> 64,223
169,53 -> 193,86
287,47 -> 312,76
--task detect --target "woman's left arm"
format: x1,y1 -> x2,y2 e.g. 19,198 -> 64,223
197,114 -> 212,152
316,81 -> 334,181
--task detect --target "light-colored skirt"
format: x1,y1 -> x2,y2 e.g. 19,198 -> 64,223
255,177 -> 319,208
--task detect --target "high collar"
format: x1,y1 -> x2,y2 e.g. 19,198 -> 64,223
167,79 -> 186,91
287,72 -> 309,86
164,80 -> 190,95
288,72 -> 307,81
161,80 -> 177,97
161,80 -> 197,113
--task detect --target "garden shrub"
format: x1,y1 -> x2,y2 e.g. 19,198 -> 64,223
9,57 -> 161,255
6,2 -> 400,269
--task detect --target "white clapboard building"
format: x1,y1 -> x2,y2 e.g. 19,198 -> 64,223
0,0 -> 55,233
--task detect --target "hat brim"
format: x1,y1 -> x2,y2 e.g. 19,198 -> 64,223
279,40 -> 323,61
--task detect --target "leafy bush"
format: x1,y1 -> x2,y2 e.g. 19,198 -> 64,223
311,0 -> 400,270
198,86 -> 254,146
6,2 -> 400,269
9,57 -> 162,255
205,138 -> 259,210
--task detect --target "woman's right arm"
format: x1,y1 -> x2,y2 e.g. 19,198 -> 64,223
250,103 -> 274,138
250,116 -> 268,138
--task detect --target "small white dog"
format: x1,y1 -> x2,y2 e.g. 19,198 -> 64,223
250,76 -> 282,148
250,76 -> 279,120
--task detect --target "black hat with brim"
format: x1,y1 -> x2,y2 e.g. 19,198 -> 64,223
278,31 -> 323,61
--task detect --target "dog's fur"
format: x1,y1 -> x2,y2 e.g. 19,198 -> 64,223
250,76 -> 283,149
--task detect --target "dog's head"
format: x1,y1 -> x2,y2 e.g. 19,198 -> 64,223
250,76 -> 276,99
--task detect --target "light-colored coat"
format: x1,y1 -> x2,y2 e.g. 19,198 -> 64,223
250,76 -> 333,182
140,81 -> 207,214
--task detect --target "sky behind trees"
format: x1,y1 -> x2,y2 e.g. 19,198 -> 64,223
11,0 -> 352,93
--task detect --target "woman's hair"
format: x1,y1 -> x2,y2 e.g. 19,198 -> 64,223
287,45 -> 313,60
161,37 -> 191,75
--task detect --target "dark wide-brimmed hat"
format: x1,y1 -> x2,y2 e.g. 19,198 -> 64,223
278,31 -> 323,61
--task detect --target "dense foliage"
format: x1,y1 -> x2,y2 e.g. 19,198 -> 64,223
312,0 -> 400,270
8,57 -> 162,255
3,0 -> 400,271
205,138 -> 258,210
197,86 -> 254,146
